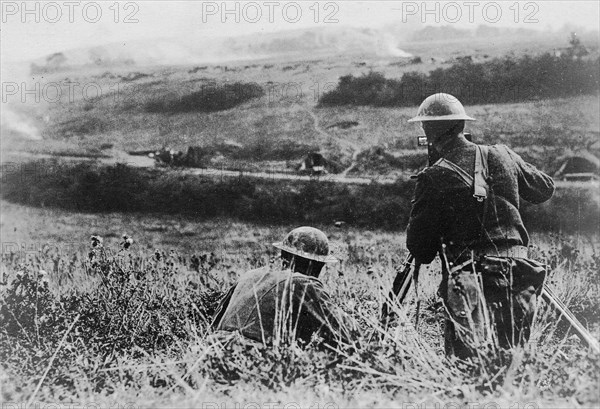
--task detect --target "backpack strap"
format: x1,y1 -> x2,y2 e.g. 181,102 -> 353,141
434,158 -> 473,187
473,145 -> 489,202
432,145 -> 490,200
433,145 -> 493,258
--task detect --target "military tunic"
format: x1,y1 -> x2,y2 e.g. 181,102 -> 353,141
406,141 -> 554,358
407,143 -> 554,262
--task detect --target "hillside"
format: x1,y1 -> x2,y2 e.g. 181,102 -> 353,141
3,29 -> 599,179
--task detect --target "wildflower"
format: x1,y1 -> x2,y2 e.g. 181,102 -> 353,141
90,235 -> 103,248
39,270 -> 49,285
121,234 -> 134,249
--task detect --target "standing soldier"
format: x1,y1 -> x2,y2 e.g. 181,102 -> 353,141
406,93 -> 554,359
212,226 -> 353,348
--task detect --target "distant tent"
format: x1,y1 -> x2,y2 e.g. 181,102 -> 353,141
297,152 -> 343,174
299,152 -> 327,174
554,150 -> 600,181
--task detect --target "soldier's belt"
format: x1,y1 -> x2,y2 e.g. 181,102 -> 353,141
448,244 -> 529,261
474,244 -> 529,259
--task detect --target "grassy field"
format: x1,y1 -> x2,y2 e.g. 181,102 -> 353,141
1,201 -> 599,407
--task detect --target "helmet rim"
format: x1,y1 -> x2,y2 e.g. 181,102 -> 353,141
408,93 -> 475,122
407,113 -> 476,122
272,242 -> 339,263
272,226 -> 339,263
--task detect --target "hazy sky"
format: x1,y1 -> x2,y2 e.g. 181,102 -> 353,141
2,1 -> 599,62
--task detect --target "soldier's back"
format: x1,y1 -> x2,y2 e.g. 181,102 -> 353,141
214,266 -> 338,345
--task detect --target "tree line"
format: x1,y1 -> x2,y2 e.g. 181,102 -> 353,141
319,53 -> 599,107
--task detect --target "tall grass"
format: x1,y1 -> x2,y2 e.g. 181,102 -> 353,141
1,230 -> 598,405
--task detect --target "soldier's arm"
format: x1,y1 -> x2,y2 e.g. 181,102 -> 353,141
406,172 -> 443,264
503,146 -> 555,204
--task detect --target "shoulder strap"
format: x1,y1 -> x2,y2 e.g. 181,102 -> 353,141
434,158 -> 473,187
432,145 -> 493,251
432,145 -> 490,201
476,145 -> 491,242
473,145 -> 489,202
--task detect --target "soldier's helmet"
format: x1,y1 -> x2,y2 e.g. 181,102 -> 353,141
273,226 -> 338,263
408,93 -> 475,122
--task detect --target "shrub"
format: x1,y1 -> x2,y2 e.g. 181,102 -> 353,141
351,148 -> 428,174
319,54 -> 600,107
0,161 -> 414,230
0,244 -> 222,393
522,185 -> 600,233
2,160 -> 597,233
145,82 -> 265,113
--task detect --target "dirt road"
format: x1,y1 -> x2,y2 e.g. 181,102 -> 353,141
304,108 -> 361,177
4,150 -> 597,190
3,150 -> 396,185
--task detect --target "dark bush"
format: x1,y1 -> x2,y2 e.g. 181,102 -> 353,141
351,148 -> 428,174
521,185 -> 599,233
319,54 -> 600,107
145,82 -> 265,113
1,161 -> 414,230
2,160 -> 596,233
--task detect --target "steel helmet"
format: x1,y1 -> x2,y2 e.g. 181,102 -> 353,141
408,93 -> 475,122
273,226 -> 338,263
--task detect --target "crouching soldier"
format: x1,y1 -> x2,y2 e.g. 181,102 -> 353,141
406,93 -> 554,360
212,227 -> 353,349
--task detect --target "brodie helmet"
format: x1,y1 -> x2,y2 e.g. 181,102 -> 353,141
408,93 -> 475,122
273,226 -> 338,263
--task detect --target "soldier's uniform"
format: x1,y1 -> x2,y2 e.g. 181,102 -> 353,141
211,227 -> 352,348
212,266 -> 352,347
406,94 -> 554,359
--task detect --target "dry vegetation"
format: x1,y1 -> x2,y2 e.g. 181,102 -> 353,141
1,201 -> 599,407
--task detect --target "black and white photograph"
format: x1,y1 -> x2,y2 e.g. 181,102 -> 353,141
1,1 -> 599,407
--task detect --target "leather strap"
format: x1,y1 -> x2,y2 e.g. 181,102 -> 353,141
448,245 -> 530,262
474,244 -> 529,259
434,158 -> 473,187
473,145 -> 489,202
433,145 -> 490,202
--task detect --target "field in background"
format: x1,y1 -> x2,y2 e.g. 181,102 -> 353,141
3,33 -> 598,179
1,159 -> 598,234
1,200 -> 599,406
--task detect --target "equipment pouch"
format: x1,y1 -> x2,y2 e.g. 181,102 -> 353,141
510,258 -> 546,295
477,256 -> 511,290
477,256 -> 546,295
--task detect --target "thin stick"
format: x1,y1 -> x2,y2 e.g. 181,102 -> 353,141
26,313 -> 80,408
414,262 -> 421,328
542,285 -> 600,353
